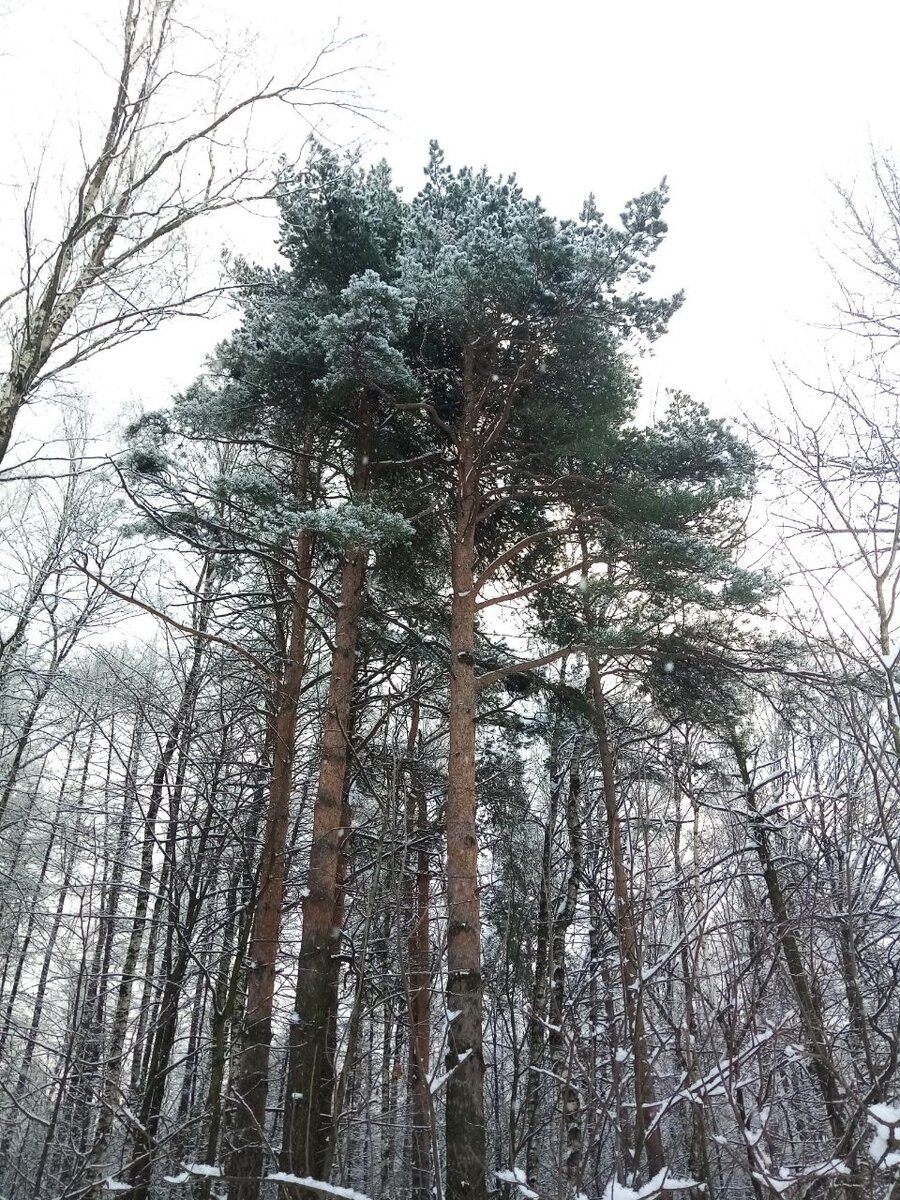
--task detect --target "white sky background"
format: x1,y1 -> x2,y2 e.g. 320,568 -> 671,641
2,0 -> 899,435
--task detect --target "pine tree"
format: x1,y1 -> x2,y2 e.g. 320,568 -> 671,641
112,144 -> 779,1199
398,144 -> 682,1200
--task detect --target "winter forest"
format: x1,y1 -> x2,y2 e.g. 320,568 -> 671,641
4,4 -> 900,1200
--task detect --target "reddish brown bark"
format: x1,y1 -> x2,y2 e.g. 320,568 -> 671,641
286,408 -> 372,1182
226,529 -> 313,1200
445,416 -> 486,1200
284,544 -> 366,1181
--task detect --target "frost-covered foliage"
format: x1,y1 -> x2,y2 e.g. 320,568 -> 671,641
211,465 -> 281,508
286,501 -> 414,548
401,141 -> 681,342
317,270 -> 414,399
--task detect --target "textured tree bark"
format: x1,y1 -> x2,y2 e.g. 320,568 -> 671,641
0,379 -> 21,469
226,530 -> 313,1200
444,420 -> 486,1200
405,703 -> 433,1200
286,407 -> 371,1184
285,544 -> 366,1181
588,658 -> 665,1180
331,775 -> 385,1184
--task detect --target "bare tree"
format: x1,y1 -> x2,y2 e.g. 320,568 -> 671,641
0,0 -> 365,465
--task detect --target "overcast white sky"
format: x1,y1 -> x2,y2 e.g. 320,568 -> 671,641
2,0 -> 900,432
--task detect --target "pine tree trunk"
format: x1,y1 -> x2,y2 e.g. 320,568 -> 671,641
285,407 -> 371,1183
285,544 -> 366,1181
444,422 -> 486,1200
326,784 -> 355,1168
226,530 -> 313,1198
